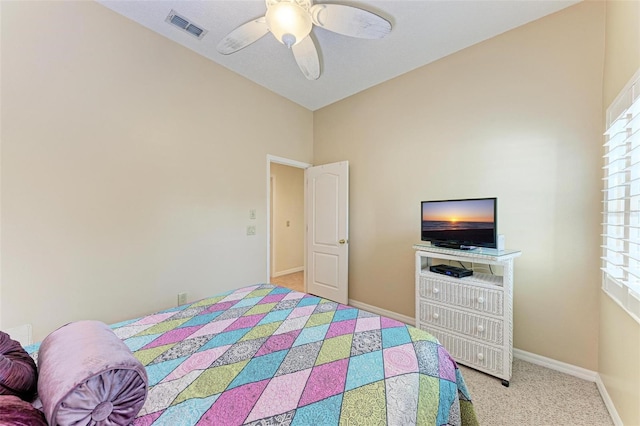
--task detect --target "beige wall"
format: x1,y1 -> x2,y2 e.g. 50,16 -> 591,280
0,1 -> 313,342
315,1 -> 605,370
600,1 -> 640,425
270,163 -> 304,275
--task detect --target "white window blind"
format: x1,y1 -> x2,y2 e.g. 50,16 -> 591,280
602,68 -> 640,324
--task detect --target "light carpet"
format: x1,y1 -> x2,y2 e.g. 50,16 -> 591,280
459,359 -> 614,425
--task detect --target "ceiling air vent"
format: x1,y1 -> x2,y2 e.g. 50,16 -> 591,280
165,10 -> 208,40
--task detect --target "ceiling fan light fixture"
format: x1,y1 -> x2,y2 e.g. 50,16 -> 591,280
265,1 -> 312,48
219,0 -> 391,80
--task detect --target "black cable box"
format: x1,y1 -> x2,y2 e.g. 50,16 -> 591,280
429,264 -> 473,278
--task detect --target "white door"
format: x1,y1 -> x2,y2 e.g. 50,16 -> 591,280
305,161 -> 349,304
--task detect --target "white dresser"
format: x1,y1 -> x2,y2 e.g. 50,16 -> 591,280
414,243 -> 521,386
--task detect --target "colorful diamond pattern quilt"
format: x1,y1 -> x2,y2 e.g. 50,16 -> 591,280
70,284 -> 479,425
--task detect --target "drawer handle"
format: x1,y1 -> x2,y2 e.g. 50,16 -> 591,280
433,288 -> 440,294
477,353 -> 484,361
433,313 -> 439,320
477,325 -> 484,333
477,296 -> 485,304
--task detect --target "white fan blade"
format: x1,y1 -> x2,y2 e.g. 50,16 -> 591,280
216,17 -> 269,55
292,36 -> 320,80
310,4 -> 391,39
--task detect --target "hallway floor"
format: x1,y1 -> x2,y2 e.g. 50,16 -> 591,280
270,271 -> 304,292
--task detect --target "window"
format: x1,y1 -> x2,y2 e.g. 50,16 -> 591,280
602,68 -> 640,323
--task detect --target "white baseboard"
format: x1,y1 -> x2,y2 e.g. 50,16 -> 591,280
345,301 -> 623,426
512,348 -> 598,382
347,299 -> 415,325
272,266 -> 304,278
595,374 -> 624,426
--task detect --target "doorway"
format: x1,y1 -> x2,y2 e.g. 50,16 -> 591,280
267,156 -> 350,303
267,156 -> 310,292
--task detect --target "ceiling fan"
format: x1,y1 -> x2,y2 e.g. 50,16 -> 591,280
216,0 -> 392,80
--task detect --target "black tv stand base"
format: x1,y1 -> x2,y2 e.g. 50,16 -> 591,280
433,243 -> 477,250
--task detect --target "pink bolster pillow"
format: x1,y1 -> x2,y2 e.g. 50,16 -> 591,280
37,320 -> 148,426
0,331 -> 38,401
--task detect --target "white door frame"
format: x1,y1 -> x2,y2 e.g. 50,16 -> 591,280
266,155 -> 311,282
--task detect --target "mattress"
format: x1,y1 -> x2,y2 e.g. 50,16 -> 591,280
31,284 -> 479,425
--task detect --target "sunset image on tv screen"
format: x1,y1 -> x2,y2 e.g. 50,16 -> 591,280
422,199 -> 495,232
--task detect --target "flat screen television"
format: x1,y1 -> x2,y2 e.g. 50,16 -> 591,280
421,197 -> 497,249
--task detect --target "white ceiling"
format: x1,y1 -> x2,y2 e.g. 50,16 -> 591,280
98,0 -> 580,111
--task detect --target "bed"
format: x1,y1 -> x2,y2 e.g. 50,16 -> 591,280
28,283 -> 478,425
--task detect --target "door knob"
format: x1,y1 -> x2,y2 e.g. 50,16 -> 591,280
339,239 -> 347,244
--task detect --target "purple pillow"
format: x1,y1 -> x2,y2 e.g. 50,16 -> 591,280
37,320 -> 148,425
0,395 -> 47,426
0,331 -> 37,401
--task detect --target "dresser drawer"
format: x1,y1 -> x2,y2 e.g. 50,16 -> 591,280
421,325 -> 506,379
419,275 -> 504,316
419,301 -> 503,345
